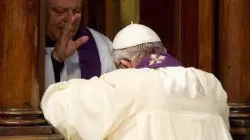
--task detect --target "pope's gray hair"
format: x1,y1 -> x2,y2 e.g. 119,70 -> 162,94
113,41 -> 167,68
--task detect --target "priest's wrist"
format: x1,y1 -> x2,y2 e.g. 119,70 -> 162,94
51,50 -> 64,63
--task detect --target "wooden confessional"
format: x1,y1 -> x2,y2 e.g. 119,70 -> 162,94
0,0 -> 249,139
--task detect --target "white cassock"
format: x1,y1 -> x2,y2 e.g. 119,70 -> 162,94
41,67 -> 233,140
45,28 -> 116,89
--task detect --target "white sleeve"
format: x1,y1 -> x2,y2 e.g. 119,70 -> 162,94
88,28 -> 116,74
190,68 -> 230,129
45,47 -> 56,89
41,78 -> 136,140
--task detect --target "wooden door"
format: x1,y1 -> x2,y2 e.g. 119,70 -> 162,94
216,0 -> 250,139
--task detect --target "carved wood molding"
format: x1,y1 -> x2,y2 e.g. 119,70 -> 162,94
229,103 -> 250,139
0,109 -> 45,126
0,109 -> 64,139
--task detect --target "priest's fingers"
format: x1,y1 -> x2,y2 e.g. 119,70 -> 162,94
65,13 -> 80,39
54,16 -> 73,62
54,14 -> 82,62
62,25 -> 72,41
64,37 -> 88,59
74,36 -> 89,48
61,12 -> 74,39
72,13 -> 81,26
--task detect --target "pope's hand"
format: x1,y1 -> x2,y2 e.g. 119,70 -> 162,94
52,13 -> 89,62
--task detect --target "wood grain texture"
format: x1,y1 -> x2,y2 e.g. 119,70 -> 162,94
173,0 -> 182,62
0,123 -> 64,140
120,0 -> 140,27
140,0 -> 175,57
38,0 -> 45,99
229,103 -> 250,139
0,136 -> 63,140
180,0 -> 199,67
0,121 -> 64,139
0,109 -> 45,127
105,0 -> 120,39
217,0 -> 250,103
198,0 -> 214,72
81,0 -> 105,34
105,0 -> 114,39
0,0 -> 40,108
0,0 -> 64,138
140,0 -> 214,72
0,126 -> 52,136
81,0 -> 89,26
180,0 -> 214,72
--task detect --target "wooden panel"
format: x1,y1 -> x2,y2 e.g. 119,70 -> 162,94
0,109 -> 64,139
180,0 -> 199,67
81,0 -> 89,26
120,0 -> 139,27
178,0 -> 214,71
140,0 -> 175,57
105,0 -> 114,38
0,126 -> 53,136
0,0 -> 39,109
0,0 -> 64,139
174,0 -> 200,68
105,0 -> 120,39
217,0 -> 250,103
0,0 -> 5,92
140,0 -> 214,72
177,0 -> 214,71
0,136 -> 62,140
198,0 -> 214,72
0,109 -> 45,126
105,0 -> 139,40
0,123 -> 63,139
173,0 -> 182,62
229,103 -> 250,139
81,0 -> 106,34
216,0 -> 250,138
38,0 -> 45,98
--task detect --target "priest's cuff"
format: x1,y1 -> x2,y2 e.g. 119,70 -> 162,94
51,54 -> 64,83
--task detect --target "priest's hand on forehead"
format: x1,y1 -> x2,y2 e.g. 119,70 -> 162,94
52,13 -> 88,62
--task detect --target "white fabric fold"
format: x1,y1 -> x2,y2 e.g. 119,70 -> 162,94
41,67 -> 232,140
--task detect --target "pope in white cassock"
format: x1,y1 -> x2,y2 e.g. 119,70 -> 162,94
41,23 -> 233,140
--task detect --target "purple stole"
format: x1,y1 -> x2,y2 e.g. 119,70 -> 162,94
136,53 -> 181,69
46,27 -> 101,79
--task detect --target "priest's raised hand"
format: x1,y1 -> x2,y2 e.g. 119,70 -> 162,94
45,0 -> 115,89
52,13 -> 89,62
